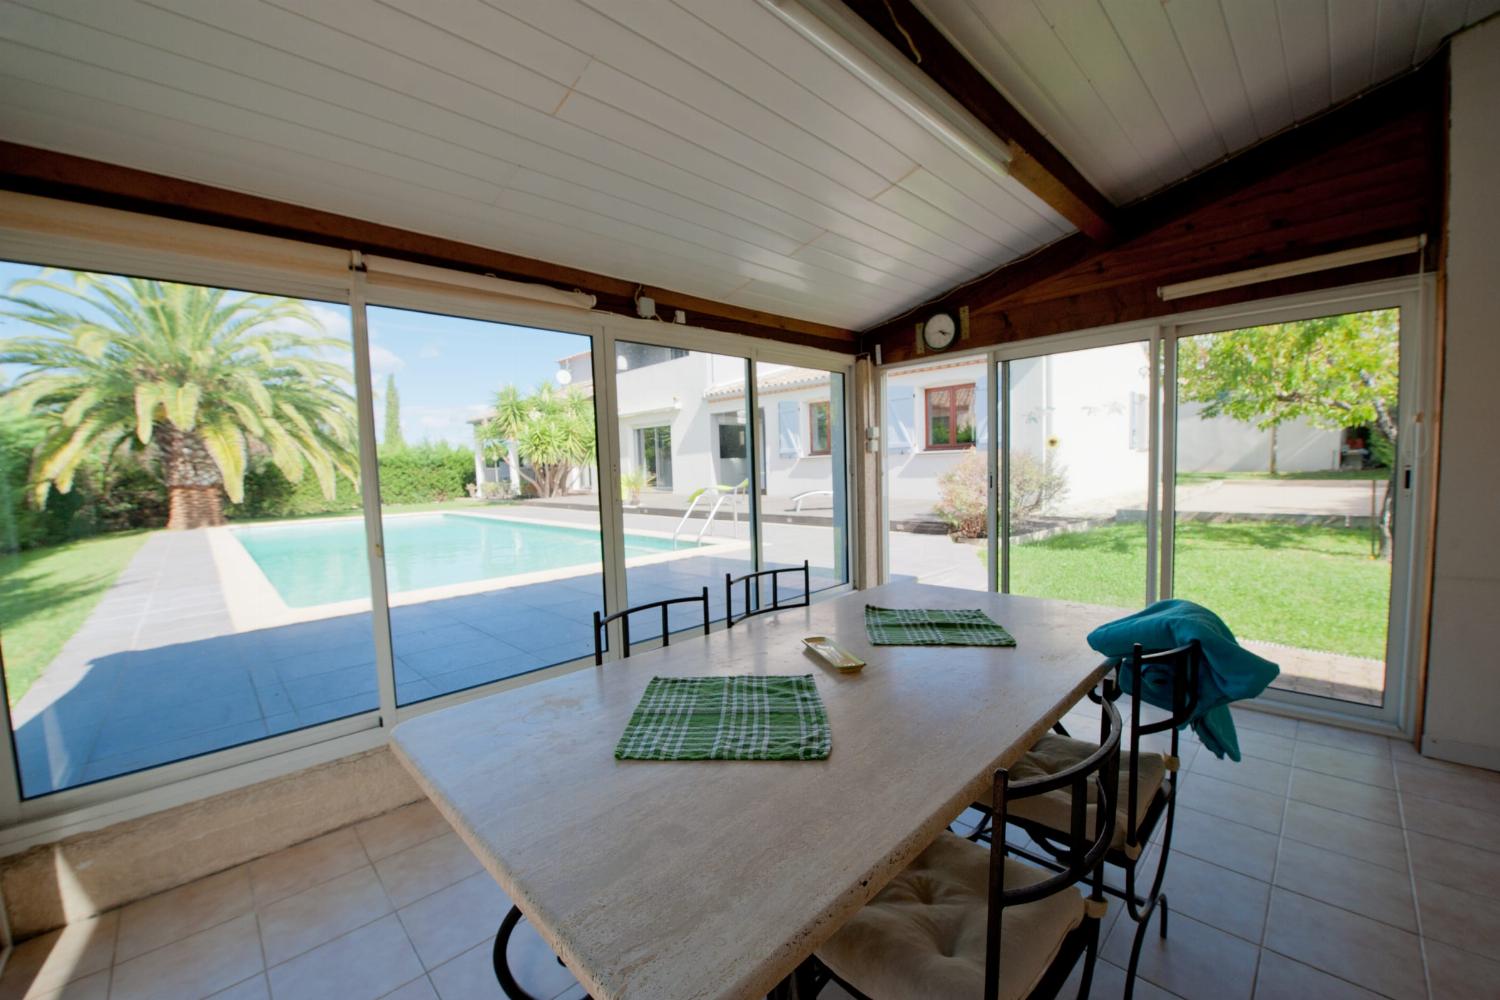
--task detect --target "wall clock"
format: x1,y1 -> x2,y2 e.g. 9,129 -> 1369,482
921,311 -> 958,352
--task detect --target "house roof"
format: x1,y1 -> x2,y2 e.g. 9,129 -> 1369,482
704,367 -> 831,402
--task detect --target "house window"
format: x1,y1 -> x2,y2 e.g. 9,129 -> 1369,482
925,384 -> 975,449
809,401 -> 832,455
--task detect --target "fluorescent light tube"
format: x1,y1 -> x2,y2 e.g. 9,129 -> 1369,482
758,0 -> 1013,183
1157,238 -> 1424,302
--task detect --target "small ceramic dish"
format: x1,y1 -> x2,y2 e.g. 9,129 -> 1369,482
803,636 -> 866,672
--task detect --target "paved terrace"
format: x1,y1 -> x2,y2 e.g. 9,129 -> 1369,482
13,486 -> 1384,797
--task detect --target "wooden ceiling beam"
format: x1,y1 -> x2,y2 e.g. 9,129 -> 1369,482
0,142 -> 857,354
860,57 -> 1445,359
840,0 -> 1117,241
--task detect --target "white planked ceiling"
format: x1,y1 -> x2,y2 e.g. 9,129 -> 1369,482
917,0 -> 1500,205
0,1 -> 1493,329
0,0 -> 1072,330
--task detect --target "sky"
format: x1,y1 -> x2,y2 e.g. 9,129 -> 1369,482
0,260 -> 589,448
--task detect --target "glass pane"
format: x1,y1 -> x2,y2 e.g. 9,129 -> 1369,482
755,364 -> 848,603
885,357 -> 991,590
364,308 -> 605,706
1005,342 -> 1152,607
1173,309 -> 1398,706
0,263 -> 376,797
616,342 -> 752,637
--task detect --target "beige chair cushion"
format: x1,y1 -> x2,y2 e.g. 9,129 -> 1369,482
816,831 -> 1085,1000
976,733 -> 1165,850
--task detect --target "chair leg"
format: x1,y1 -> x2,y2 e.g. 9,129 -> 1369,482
1159,894 -> 1169,939
1122,893 -> 1167,1000
1075,923 -> 1099,999
494,906 -> 585,1000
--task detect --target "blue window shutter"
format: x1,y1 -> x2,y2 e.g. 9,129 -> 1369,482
778,401 -> 800,457
887,385 -> 914,453
974,373 -> 989,447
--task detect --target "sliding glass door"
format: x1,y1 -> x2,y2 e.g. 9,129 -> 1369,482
882,286 -> 1423,727
365,307 -> 606,707
1170,308 -> 1403,708
1002,342 -> 1152,607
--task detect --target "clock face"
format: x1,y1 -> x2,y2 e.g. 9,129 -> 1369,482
922,312 -> 958,351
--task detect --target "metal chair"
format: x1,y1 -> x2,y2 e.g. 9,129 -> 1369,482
591,588 -> 711,665
724,560 -> 811,627
968,642 -> 1202,1000
802,693 -> 1123,1000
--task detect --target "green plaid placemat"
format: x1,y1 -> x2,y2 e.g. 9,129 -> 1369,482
864,605 -> 1017,647
614,675 -> 831,761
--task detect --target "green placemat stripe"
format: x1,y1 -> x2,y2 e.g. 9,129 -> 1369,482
615,675 -> 831,761
864,605 -> 1017,646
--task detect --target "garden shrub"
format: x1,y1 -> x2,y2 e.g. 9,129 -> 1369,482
228,442 -> 475,518
935,449 -> 1069,539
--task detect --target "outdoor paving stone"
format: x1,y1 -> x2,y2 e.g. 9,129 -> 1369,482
283,663 -> 379,708
79,719 -> 270,783
390,623 -> 492,656
297,694 -> 379,727
91,692 -> 265,757
400,638 -> 528,676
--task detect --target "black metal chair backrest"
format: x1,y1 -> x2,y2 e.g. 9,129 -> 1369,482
724,560 -> 811,628
592,588 -> 710,665
1118,640 -> 1201,849
984,693 -> 1122,1000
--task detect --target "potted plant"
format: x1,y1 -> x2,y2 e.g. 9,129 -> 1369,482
621,468 -> 653,506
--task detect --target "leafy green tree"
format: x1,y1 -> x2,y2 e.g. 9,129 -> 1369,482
482,382 -> 595,497
1177,309 -> 1399,554
382,373 -> 405,451
0,272 -> 359,530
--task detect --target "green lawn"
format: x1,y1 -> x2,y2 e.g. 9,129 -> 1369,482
1003,522 -> 1390,660
0,530 -> 149,705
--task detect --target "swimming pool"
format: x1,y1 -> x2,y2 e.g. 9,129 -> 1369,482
232,514 -> 688,607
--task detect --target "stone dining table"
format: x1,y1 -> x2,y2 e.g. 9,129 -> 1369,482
391,580 -> 1118,1000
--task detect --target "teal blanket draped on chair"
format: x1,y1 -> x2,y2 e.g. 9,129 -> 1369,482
1087,599 -> 1280,761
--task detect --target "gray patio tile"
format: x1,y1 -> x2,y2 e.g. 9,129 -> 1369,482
297,693 -> 378,727
79,719 -> 269,784
273,644 -> 379,681
391,623 -> 492,656
283,662 -> 378,709
420,655 -> 550,696
397,679 -> 440,705
266,712 -> 302,736
401,638 -> 529,676
91,693 -> 265,757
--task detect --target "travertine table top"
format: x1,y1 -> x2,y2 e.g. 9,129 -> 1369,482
391,582 -> 1118,1000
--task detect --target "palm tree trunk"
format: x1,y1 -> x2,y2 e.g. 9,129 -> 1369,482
157,424 -> 226,530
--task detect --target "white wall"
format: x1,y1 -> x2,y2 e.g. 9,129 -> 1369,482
1422,17 -> 1500,770
1176,407 -> 1339,475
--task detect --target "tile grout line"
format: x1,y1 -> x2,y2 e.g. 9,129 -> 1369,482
1392,763 -> 1434,1000
1247,732 -> 1297,1000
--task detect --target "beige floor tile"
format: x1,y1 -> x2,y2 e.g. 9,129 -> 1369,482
115,866 -> 253,963
1294,721 -> 1392,757
206,975 -> 269,999
1167,806 -> 1280,881
355,800 -> 451,862
258,865 -> 393,966
1229,708 -> 1299,740
1280,800 -> 1407,871
109,912 -> 263,1000
1424,938 -> 1500,1000
384,978 -> 440,1000
429,926 -> 582,1000
6,970 -> 109,1000
1292,743 -> 1396,789
1234,729 -> 1296,766
1175,774 -> 1285,834
1272,839 -> 1416,931
265,914 -> 424,1000
1252,951 -> 1384,999
0,912 -> 117,1000
1189,753 -> 1290,796
1060,958 -> 1182,1000
1262,889 -> 1424,1000
247,827 -> 369,907
1102,908 -> 1258,1000
1154,853 -> 1269,943
1414,878 -> 1500,958
1394,761 -> 1500,817
398,871 -> 510,970
1397,790 -> 1497,851
375,831 -> 484,909
1406,831 -> 1500,898
1287,768 -> 1401,825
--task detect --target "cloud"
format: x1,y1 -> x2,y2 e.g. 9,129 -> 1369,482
368,344 -> 406,377
418,342 -> 443,360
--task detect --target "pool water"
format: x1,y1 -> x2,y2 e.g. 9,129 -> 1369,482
233,514 -> 686,607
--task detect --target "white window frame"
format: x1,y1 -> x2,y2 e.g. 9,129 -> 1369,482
0,206 -> 857,848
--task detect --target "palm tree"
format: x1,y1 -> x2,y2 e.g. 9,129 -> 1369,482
483,382 -> 596,498
0,271 -> 359,530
